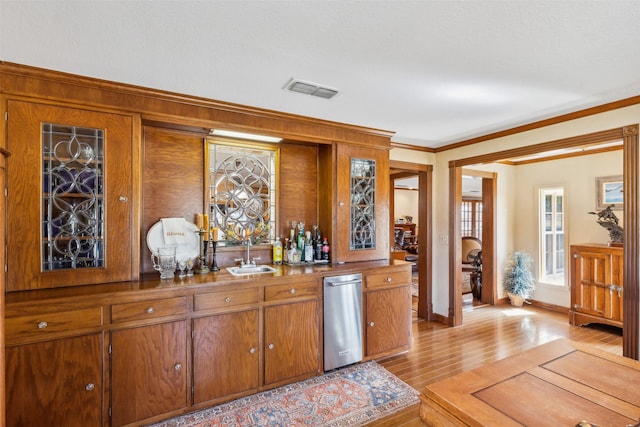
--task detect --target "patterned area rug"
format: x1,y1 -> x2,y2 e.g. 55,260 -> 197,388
150,361 -> 419,427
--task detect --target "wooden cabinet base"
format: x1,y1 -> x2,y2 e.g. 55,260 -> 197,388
6,334 -> 104,427
5,261 -> 410,426
570,244 -> 624,329
570,310 -> 623,329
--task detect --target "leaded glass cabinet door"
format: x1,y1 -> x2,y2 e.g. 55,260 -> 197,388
334,144 -> 389,263
6,100 -> 134,291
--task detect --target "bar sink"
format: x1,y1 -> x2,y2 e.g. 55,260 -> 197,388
226,265 -> 277,276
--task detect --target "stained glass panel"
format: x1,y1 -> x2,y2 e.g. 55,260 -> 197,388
350,158 -> 376,250
42,124 -> 104,270
209,144 -> 275,245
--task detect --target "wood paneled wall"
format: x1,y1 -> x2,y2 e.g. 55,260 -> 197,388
278,143 -> 319,239
141,127 -> 319,272
142,127 -> 204,273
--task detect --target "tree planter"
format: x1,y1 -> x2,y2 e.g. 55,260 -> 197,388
507,293 -> 525,307
503,251 -> 535,305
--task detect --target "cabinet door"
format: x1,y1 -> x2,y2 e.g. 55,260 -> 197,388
6,333 -> 103,427
365,287 -> 411,358
606,251 -> 624,322
193,309 -> 259,404
573,252 -> 609,318
264,299 -> 320,386
6,100 -> 133,290
334,144 -> 389,263
111,321 -> 188,426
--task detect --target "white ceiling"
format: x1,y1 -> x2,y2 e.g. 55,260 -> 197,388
2,1 -> 640,149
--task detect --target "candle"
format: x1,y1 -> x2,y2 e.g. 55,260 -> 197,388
203,214 -> 210,240
211,227 -> 219,242
196,213 -> 204,229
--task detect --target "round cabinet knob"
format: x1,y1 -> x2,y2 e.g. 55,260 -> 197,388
268,343 -> 275,350
37,321 -> 48,329
146,307 -> 154,314
85,383 -> 95,391
290,288 -> 296,295
118,195 -> 128,202
225,297 -> 232,303
369,321 -> 375,327
385,277 -> 392,282
174,363 -> 182,371
249,347 -> 256,354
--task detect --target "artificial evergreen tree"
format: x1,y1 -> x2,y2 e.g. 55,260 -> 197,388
503,251 -> 535,306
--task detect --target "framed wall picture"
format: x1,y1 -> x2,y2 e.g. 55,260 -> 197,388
596,175 -> 623,210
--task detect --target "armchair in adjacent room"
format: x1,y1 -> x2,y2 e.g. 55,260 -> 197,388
461,236 -> 482,295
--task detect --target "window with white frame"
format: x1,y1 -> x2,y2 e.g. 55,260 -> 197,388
540,187 -> 565,285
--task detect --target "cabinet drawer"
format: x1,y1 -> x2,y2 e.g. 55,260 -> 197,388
194,288 -> 259,311
265,281 -> 319,302
366,270 -> 411,289
111,296 -> 188,323
6,307 -> 103,340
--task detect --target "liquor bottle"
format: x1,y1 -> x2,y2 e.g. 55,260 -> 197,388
304,233 -> 313,262
290,221 -> 296,244
314,228 -> 323,261
273,237 -> 283,265
321,237 -> 330,262
283,238 -> 290,263
297,223 -> 305,254
288,242 -> 301,264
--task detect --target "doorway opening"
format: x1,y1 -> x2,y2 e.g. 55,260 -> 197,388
390,161 -> 432,320
447,125 -> 638,358
461,173 -> 488,311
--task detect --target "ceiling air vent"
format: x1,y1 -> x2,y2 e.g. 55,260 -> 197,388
284,78 -> 338,99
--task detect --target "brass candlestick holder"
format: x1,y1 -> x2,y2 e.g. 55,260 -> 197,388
196,229 -> 210,274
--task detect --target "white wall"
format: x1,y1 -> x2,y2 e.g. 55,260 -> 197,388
514,150 -> 623,306
394,189 -> 419,226
392,104 -> 640,318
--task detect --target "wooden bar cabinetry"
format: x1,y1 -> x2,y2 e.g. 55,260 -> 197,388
1,62 -> 399,426
364,264 -> 412,359
319,143 -> 390,264
6,333 -> 104,427
263,280 -> 321,387
5,261 -> 410,427
570,244 -> 624,328
5,100 -> 135,291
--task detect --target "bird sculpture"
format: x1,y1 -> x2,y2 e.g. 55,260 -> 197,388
588,205 -> 623,244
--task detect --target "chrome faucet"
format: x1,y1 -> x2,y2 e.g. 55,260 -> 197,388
235,237 -> 260,268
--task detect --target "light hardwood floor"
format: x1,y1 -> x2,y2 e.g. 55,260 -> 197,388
372,302 -> 623,426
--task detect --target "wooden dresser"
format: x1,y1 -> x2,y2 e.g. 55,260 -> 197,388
570,244 -> 623,328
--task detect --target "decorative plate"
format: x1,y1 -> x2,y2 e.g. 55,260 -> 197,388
146,220 -> 200,262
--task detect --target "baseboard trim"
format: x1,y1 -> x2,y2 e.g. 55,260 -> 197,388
529,299 -> 569,314
431,312 -> 450,326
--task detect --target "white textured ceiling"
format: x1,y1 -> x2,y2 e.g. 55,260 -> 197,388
1,1 -> 640,148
